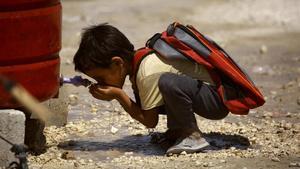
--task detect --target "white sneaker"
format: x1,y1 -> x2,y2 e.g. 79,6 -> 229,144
166,135 -> 209,155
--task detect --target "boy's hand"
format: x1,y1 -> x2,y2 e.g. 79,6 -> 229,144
89,84 -> 122,101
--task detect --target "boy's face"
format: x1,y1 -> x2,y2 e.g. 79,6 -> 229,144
84,57 -> 127,88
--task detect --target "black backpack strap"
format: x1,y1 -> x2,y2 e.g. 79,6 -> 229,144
146,33 -> 162,49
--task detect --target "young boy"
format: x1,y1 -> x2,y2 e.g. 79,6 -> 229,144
73,23 -> 229,154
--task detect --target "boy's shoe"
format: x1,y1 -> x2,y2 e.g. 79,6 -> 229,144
150,132 -> 176,150
166,132 -> 209,155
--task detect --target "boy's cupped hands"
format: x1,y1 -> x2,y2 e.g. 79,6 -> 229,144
89,84 -> 123,101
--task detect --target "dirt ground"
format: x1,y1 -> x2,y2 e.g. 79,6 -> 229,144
29,0 -> 300,168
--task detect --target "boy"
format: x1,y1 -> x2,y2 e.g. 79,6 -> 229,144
73,23 -> 229,154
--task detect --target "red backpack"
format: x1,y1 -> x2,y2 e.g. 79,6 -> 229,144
132,22 -> 265,115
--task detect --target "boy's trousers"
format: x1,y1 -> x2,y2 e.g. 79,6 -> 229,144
158,73 -> 229,132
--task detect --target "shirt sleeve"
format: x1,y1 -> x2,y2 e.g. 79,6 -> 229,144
136,73 -> 164,110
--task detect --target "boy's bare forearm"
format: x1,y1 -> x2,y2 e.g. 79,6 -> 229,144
116,90 -> 147,123
116,90 -> 158,128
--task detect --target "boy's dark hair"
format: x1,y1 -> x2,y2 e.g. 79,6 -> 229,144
73,23 -> 135,73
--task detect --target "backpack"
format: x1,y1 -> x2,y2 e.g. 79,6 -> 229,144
132,22 -> 265,115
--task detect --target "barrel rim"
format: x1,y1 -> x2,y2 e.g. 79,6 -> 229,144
0,0 -> 61,12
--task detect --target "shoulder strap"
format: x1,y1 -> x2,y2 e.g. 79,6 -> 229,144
130,48 -> 154,107
131,47 -> 154,78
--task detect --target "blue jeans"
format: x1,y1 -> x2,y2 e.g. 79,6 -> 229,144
158,73 -> 229,132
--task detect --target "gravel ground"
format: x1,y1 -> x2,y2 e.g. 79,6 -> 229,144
29,101 -> 300,169
28,0 -> 300,168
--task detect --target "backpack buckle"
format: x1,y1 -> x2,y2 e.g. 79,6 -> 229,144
166,23 -> 176,36
146,33 -> 161,48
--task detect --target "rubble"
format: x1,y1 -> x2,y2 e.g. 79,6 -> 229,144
26,110 -> 300,169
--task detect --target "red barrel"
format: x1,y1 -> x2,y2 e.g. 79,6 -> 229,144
0,0 -> 61,108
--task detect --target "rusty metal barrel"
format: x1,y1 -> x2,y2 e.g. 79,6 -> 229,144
0,0 -> 61,108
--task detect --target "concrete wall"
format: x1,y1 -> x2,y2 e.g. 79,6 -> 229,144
43,86 -> 69,127
0,110 -> 25,167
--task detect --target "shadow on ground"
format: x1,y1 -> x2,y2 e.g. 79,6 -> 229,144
58,135 -> 165,156
202,132 -> 250,151
57,132 -> 250,155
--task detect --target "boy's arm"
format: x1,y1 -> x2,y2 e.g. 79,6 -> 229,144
116,89 -> 159,128
89,84 -> 159,128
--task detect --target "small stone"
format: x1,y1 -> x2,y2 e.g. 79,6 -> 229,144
260,45 -> 268,54
124,152 -> 133,155
289,162 -> 300,167
230,147 -> 236,150
286,112 -> 292,118
263,111 -> 273,118
220,159 -> 226,163
129,119 -> 135,123
271,157 -> 280,162
270,91 -> 277,95
203,162 -> 209,167
251,128 -> 258,132
61,151 -> 76,160
180,151 -> 187,155
68,94 -> 79,106
120,111 -> 127,115
252,65 -> 273,75
195,160 -> 202,166
297,97 -> 300,105
91,107 -> 98,113
293,123 -> 300,131
110,126 -> 119,134
283,123 -> 292,130
79,159 -> 86,164
74,162 -> 80,167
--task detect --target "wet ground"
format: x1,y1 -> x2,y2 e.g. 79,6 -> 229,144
29,0 -> 299,168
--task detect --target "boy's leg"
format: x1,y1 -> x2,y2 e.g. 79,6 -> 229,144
158,73 -> 228,131
191,83 -> 229,121
158,73 -> 228,154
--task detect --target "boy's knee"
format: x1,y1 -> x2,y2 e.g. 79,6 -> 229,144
158,73 -> 177,94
